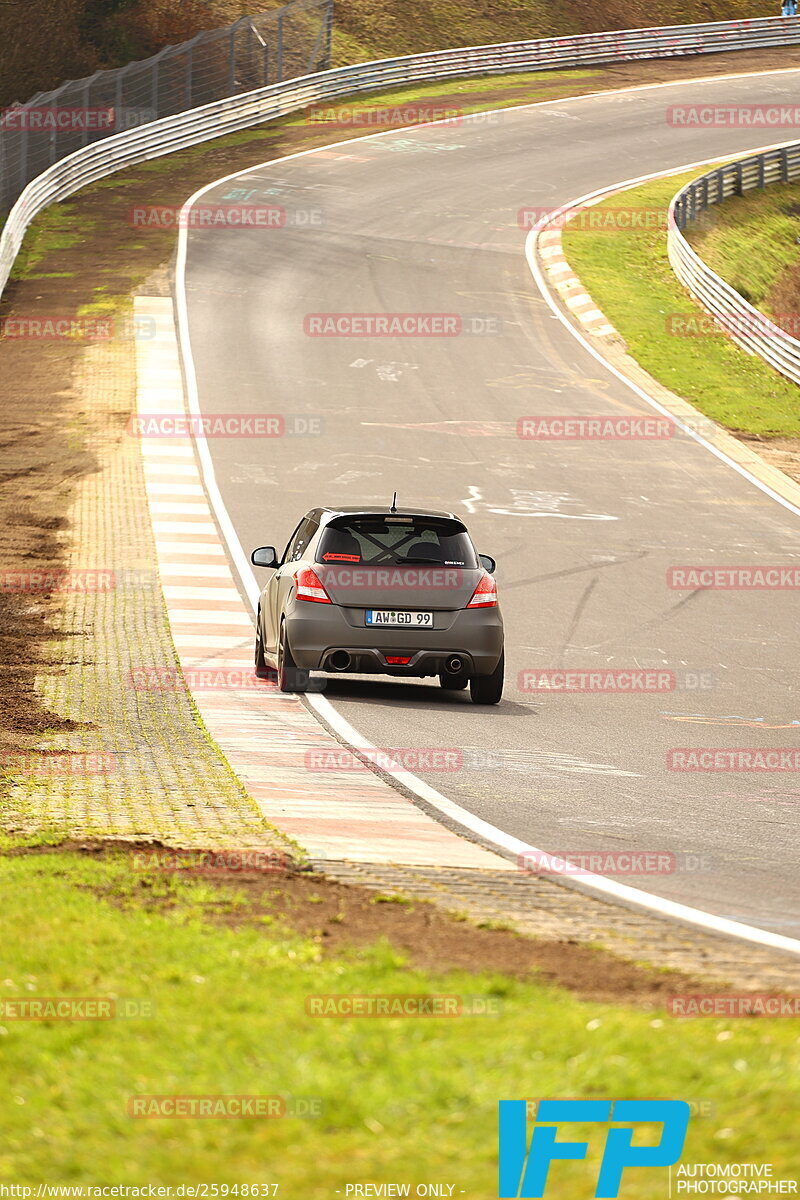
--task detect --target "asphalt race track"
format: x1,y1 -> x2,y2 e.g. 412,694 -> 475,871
180,68 -> 800,938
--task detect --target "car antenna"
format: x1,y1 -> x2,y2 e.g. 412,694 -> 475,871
390,491 -> 398,513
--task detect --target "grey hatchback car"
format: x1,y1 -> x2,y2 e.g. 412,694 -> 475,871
251,506 -> 504,704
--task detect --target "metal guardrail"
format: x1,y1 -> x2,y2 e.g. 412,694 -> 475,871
3,16 -> 800,299
0,0 -> 333,219
669,145 -> 800,386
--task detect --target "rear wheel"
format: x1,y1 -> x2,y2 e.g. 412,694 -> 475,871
439,672 -> 468,691
254,615 -> 273,680
278,622 -> 308,693
469,651 -> 504,705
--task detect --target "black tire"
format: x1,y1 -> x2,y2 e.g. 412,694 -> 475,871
469,652 -> 504,705
278,622 -> 308,693
439,672 -> 468,691
254,615 -> 273,680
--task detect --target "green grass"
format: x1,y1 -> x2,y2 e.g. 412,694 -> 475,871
687,182 -> 800,313
9,204 -> 84,278
280,68 -> 604,125
0,848 -> 797,1189
563,172 -> 800,437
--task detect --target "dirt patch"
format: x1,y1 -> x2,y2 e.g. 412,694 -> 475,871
0,338 -> 97,751
3,48 -> 800,772
13,838 -> 713,1004
766,261 -> 800,331
736,434 -> 800,486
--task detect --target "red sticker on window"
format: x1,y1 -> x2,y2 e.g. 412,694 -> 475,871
322,553 -> 361,562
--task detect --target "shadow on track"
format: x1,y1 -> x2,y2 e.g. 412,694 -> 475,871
313,675 -> 532,715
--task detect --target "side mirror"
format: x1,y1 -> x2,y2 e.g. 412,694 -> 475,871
479,554 -> 496,573
251,546 -> 279,569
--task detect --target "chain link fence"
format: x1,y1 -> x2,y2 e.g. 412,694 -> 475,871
0,0 -> 333,219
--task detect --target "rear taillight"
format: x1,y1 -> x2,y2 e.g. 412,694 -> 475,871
294,567 -> 332,604
466,571 -> 497,608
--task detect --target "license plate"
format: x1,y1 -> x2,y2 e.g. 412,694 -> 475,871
365,609 -> 434,627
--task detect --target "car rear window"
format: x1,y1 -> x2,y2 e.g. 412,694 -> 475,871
316,515 -> 478,568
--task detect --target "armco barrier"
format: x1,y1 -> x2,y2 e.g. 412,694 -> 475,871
669,145 -> 800,386
2,16 -> 800,300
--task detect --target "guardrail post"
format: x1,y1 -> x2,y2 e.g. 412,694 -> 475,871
151,51 -> 160,117
781,148 -> 789,182
735,161 -> 743,196
115,69 -> 124,134
19,117 -> 28,203
229,22 -> 237,92
81,69 -> 107,142
758,154 -> 766,188
323,0 -> 334,70
81,80 -> 91,147
0,127 -> 9,220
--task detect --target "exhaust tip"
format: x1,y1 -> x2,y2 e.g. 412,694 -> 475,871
445,655 -> 464,675
329,650 -> 351,672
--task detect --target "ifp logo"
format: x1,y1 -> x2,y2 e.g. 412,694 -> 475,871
498,1099 -> 690,1197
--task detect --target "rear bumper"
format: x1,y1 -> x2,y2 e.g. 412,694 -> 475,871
285,600 -> 503,676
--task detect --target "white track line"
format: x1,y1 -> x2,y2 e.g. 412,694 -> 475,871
174,72 -> 800,957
